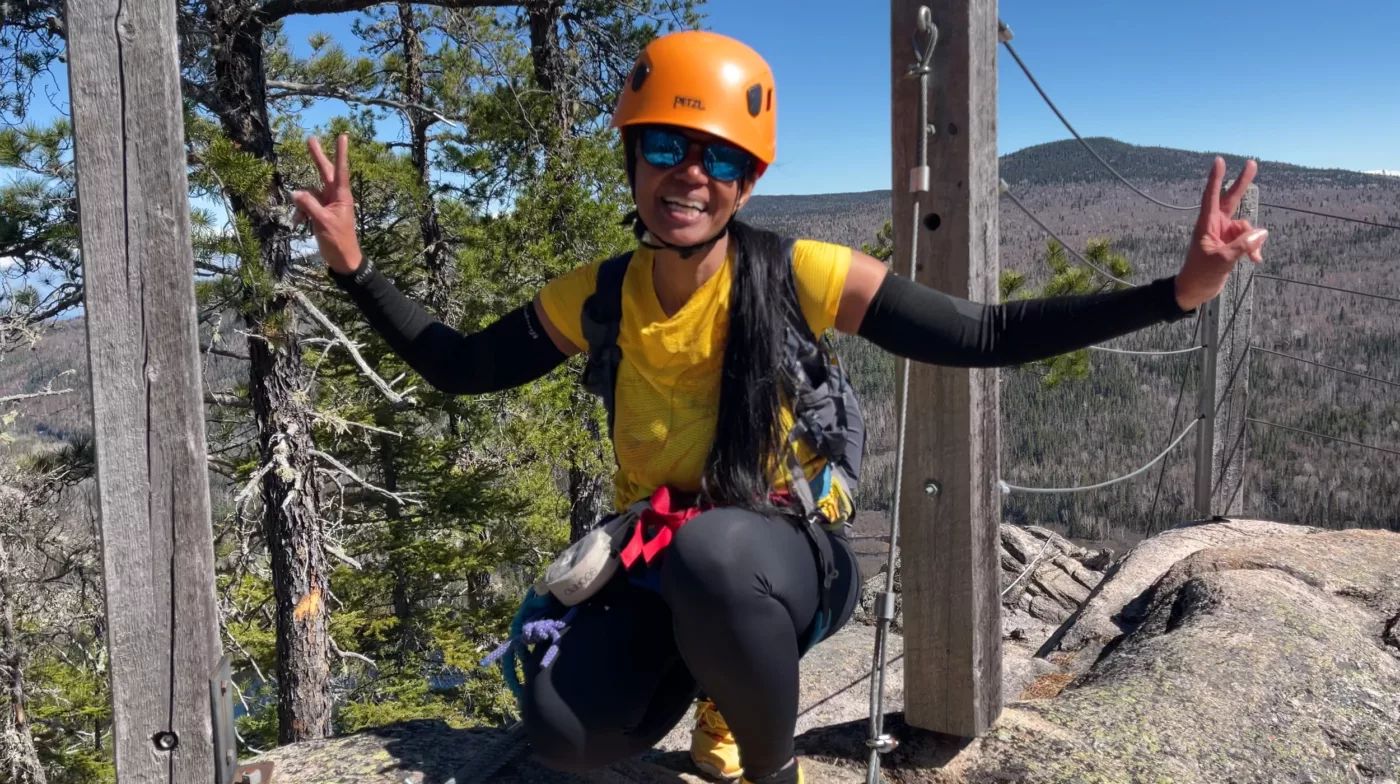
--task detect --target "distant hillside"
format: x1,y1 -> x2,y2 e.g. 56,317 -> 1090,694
0,315 -> 247,457
744,138 -> 1400,247
997,137 -> 1394,190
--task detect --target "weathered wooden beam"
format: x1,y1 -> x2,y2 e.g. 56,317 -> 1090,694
65,0 -> 222,777
890,0 -> 1003,737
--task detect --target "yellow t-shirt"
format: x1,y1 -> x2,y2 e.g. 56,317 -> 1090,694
539,239 -> 854,517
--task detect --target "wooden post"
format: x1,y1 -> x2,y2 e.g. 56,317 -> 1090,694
65,0 -> 222,777
1208,184 -> 1259,516
891,0 -> 1002,737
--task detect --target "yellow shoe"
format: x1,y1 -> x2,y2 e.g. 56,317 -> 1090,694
690,699 -> 743,781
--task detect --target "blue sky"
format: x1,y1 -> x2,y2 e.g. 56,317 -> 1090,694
700,0 -> 1400,194
17,0 -> 1400,196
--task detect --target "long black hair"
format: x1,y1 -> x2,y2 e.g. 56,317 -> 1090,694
699,220 -> 800,511
623,129 -> 798,511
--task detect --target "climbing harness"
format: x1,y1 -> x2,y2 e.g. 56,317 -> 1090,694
866,8 -> 937,784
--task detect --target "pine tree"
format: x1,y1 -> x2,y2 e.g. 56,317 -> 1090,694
1001,237 -> 1134,388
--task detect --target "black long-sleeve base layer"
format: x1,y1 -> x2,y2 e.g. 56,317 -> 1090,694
329,259 -> 567,395
855,272 -> 1194,367
332,259 -> 1193,396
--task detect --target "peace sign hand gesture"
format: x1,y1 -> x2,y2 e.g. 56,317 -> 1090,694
1173,156 -> 1268,311
291,134 -> 363,275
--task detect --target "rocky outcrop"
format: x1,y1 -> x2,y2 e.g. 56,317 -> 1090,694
1039,517 -> 1321,671
810,527 -> 1400,783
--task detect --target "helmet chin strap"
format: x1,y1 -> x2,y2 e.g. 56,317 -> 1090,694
626,195 -> 746,261
636,219 -> 730,260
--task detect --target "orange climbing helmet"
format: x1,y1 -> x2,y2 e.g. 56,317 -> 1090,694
611,30 -> 777,177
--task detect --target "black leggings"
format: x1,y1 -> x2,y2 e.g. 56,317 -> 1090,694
519,506 -> 862,780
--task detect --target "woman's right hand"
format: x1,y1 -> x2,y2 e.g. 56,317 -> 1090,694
291,134 -> 363,275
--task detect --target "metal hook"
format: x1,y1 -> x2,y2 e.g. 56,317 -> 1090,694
910,6 -> 938,74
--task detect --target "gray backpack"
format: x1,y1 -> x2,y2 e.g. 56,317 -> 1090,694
576,236 -> 867,524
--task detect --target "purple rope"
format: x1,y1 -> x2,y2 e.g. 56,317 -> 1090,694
521,608 -> 577,667
481,607 -> 578,670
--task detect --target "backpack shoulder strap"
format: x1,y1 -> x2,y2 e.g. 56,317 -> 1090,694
579,251 -> 633,441
777,236 -> 816,343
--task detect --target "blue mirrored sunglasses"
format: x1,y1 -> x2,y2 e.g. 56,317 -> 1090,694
638,126 -> 753,183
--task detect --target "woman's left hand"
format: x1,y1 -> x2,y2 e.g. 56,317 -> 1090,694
1174,157 -> 1268,311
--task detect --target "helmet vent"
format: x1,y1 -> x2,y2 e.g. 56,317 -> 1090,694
746,84 -> 763,117
631,62 -> 651,92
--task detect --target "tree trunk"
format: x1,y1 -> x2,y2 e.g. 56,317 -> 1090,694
527,0 -> 570,141
567,409 -> 606,543
0,537 -> 47,784
375,408 -> 417,664
567,459 -> 606,543
397,2 -> 455,324
207,5 -> 331,743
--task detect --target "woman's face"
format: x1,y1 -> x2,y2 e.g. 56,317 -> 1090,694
632,126 -> 757,249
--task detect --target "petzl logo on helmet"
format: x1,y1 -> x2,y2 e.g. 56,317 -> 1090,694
673,95 -> 705,110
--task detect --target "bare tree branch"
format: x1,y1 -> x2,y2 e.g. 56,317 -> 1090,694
223,625 -> 269,687
234,461 -> 277,509
0,388 -> 72,405
324,542 -> 362,570
258,0 -> 517,24
202,344 -> 251,361
310,450 -> 420,507
205,391 -> 251,409
311,410 -> 404,439
287,289 -> 415,407
328,635 -> 375,668
266,80 -> 467,128
23,289 -> 84,325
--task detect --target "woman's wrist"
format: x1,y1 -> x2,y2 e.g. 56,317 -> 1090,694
329,255 -> 376,290
328,248 -> 363,276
